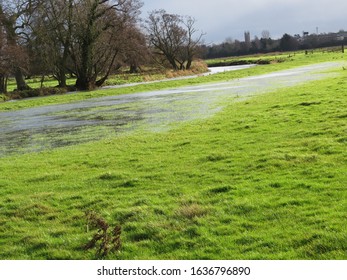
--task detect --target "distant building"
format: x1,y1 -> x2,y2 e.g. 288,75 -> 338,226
244,31 -> 251,50
244,31 -> 251,44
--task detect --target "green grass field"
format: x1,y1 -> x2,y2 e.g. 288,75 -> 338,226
0,51 -> 346,260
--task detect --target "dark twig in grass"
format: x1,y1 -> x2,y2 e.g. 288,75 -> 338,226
84,211 -> 122,259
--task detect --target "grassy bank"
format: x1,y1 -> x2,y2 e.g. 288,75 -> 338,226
0,67 -> 346,259
0,51 -> 345,112
205,52 -> 289,67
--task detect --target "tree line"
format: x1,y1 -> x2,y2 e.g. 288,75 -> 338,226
202,31 -> 347,59
0,0 -> 204,93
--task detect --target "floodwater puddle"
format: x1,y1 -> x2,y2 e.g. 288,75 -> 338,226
0,62 -> 342,157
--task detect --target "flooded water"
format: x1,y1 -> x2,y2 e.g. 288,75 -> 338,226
0,62 -> 341,157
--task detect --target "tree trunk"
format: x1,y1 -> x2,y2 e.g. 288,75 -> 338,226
186,60 -> 192,70
0,74 -> 7,93
130,64 -> 139,74
186,55 -> 193,70
56,49 -> 69,88
74,49 -> 98,90
168,57 -> 179,70
40,75 -> 45,88
14,68 -> 30,91
59,74 -> 67,88
75,76 -> 95,91
57,66 -> 67,88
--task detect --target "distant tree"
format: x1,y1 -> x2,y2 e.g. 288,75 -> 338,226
233,40 -> 242,54
121,24 -> 151,73
146,9 -> 204,70
181,16 -> 205,69
280,33 -> 298,51
146,10 -> 185,70
261,30 -> 271,40
225,37 -> 234,44
260,30 -> 272,51
300,34 -> 319,50
252,36 -> 261,52
260,37 -> 275,52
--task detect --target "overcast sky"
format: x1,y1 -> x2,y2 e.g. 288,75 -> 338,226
141,0 -> 347,44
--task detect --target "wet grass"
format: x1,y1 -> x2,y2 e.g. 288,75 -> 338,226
0,67 -> 346,259
0,51 -> 345,112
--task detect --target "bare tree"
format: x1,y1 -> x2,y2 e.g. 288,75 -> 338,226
0,22 -> 10,92
122,24 -> 150,73
146,10 -> 185,70
0,1 -> 33,90
182,16 -> 205,70
29,0 -> 144,90
70,0 -> 143,90
30,0 -> 74,88
146,9 -> 204,71
261,30 -> 271,40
